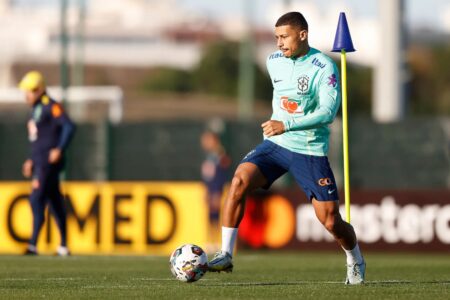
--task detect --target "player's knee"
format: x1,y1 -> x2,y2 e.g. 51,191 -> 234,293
33,212 -> 45,226
230,173 -> 249,199
322,215 -> 339,233
324,220 -> 337,233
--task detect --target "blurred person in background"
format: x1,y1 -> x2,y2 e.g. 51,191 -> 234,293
200,126 -> 231,253
19,71 -> 75,256
208,12 -> 365,284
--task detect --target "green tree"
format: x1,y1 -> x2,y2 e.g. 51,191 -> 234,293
345,64 -> 373,115
192,41 -> 272,101
409,45 -> 450,115
141,67 -> 192,93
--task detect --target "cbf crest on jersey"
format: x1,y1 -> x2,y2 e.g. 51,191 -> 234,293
297,75 -> 310,95
27,120 -> 38,142
33,104 -> 42,122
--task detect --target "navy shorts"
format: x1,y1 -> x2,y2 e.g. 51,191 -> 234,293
241,140 -> 339,201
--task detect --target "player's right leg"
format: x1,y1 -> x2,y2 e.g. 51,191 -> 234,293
26,167 -> 50,255
208,162 -> 267,272
209,140 -> 288,273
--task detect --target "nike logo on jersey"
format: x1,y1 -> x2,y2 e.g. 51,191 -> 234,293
328,189 -> 335,194
274,79 -> 283,83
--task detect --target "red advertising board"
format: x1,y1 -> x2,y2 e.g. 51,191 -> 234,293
238,189 -> 450,252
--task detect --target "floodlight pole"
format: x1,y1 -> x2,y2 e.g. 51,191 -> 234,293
332,12 -> 355,224
73,0 -> 86,86
237,0 -> 254,119
60,0 -> 69,104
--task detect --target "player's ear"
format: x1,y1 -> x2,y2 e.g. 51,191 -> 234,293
299,30 -> 308,41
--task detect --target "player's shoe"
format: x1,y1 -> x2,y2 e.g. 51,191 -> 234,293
208,251 -> 233,273
56,246 -> 71,257
24,245 -> 38,256
345,260 -> 366,285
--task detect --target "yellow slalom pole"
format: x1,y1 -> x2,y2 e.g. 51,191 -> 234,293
340,49 -> 351,223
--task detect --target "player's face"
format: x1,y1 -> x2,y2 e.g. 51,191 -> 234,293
275,25 -> 308,58
201,132 -> 219,152
25,87 -> 44,106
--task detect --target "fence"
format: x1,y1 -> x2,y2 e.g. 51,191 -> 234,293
0,117 -> 448,188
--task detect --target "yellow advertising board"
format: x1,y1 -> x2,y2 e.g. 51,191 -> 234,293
0,182 -> 208,255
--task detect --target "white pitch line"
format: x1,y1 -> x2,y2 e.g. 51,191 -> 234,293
131,278 -> 219,281
131,278 -> 180,281
207,281 -> 345,286
1,277 -> 81,281
81,285 -> 134,289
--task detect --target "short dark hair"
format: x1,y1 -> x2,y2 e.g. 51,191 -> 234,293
275,12 -> 308,31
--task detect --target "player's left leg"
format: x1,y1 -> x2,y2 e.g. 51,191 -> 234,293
289,153 -> 365,284
206,192 -> 221,253
47,168 -> 69,256
312,199 -> 356,248
312,200 -> 365,284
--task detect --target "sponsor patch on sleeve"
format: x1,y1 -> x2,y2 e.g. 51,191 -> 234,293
51,104 -> 63,117
327,74 -> 337,87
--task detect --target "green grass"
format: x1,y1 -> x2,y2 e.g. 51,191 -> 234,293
0,252 -> 449,299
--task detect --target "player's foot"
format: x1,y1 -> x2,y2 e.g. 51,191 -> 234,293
345,260 -> 366,285
24,245 -> 38,256
56,246 -> 71,257
208,251 -> 233,273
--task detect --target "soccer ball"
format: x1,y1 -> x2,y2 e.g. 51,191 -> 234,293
169,244 -> 208,282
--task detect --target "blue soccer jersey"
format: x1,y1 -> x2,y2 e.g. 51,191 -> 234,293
28,94 -> 75,166
266,47 -> 341,156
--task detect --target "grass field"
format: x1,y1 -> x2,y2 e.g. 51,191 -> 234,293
0,252 -> 449,299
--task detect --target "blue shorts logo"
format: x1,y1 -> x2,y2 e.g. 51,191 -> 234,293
318,178 -> 333,186
243,149 -> 256,160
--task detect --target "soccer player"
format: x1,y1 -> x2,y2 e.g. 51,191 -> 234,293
208,12 -> 366,284
19,71 -> 75,256
200,129 -> 231,252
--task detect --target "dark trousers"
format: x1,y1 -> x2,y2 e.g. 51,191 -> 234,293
29,165 -> 67,247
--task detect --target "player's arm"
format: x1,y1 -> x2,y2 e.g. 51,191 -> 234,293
49,103 -> 76,164
262,120 -> 285,136
283,64 -> 340,132
262,55 -> 283,136
22,143 -> 34,177
22,158 -> 33,178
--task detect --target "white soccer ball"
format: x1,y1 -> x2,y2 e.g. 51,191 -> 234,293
169,244 -> 208,282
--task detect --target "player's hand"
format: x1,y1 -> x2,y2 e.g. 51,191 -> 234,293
22,159 -> 33,178
261,120 -> 285,137
48,148 -> 62,164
